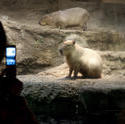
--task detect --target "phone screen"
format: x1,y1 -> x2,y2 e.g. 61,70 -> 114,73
6,46 -> 16,66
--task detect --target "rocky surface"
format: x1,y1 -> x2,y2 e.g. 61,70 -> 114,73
1,20 -> 125,77
0,0 -> 125,76
18,74 -> 125,123
0,0 -> 125,123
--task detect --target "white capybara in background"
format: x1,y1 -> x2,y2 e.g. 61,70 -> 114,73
39,7 -> 89,30
59,40 -> 103,79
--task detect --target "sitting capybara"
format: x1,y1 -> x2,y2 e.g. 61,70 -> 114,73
59,39 -> 102,79
39,7 -> 89,30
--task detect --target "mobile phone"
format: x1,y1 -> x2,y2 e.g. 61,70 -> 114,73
6,45 -> 16,66
5,45 -> 16,77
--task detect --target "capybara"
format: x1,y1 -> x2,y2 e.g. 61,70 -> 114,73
59,40 -> 102,79
39,7 -> 89,30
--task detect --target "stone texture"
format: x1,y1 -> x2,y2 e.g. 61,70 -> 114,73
18,75 -> 125,123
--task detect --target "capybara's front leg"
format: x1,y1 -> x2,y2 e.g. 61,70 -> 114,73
73,69 -> 79,79
66,68 -> 73,78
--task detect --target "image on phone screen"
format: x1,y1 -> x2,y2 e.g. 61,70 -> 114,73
6,47 -> 16,66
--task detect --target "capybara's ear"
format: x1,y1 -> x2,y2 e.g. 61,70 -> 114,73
72,40 -> 76,45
